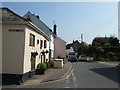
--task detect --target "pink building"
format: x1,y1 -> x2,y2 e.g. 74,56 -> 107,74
54,35 -> 66,59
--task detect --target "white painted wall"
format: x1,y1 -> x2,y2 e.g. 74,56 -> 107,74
2,23 -> 50,74
23,26 -> 50,73
50,33 -> 54,59
2,24 -> 25,74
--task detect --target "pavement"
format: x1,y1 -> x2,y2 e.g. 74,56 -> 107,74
97,61 -> 120,67
19,62 -> 73,86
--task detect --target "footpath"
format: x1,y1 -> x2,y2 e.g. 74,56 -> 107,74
97,61 -> 120,67
2,62 -> 73,88
23,62 -> 73,86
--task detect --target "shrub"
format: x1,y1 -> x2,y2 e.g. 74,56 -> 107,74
108,52 -> 114,59
37,63 -> 47,70
36,63 -> 47,74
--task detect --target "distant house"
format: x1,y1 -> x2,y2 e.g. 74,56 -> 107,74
23,11 -> 54,60
66,43 -> 74,57
66,40 -> 81,57
1,8 -> 50,84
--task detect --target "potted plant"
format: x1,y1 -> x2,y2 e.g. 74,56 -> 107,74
36,63 -> 47,75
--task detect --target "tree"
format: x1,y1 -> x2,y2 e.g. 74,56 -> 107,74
108,37 -> 119,46
78,42 -> 89,56
92,37 -> 106,47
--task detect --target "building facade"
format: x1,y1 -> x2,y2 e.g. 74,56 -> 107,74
66,40 -> 81,58
54,36 -> 66,59
1,8 -> 50,84
1,7 -> 67,85
23,11 -> 54,60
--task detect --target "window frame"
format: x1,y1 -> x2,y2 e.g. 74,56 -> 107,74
44,40 -> 47,48
40,40 -> 43,49
29,33 -> 35,47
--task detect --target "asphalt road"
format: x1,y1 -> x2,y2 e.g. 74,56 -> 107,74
16,61 -> 120,88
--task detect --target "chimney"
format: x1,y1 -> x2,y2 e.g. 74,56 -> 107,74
36,15 -> 39,19
53,24 -> 57,35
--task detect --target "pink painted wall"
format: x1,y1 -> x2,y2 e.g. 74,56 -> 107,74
54,36 -> 66,59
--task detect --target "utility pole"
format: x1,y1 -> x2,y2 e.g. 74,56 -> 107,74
81,34 -> 83,55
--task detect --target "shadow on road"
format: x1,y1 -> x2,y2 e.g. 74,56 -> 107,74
90,66 -> 120,84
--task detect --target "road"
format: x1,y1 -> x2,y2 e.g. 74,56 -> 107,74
17,61 -> 119,88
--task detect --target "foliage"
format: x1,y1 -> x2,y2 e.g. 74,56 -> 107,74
78,42 -> 89,55
77,36 -> 120,61
37,63 -> 47,71
92,36 -> 119,47
108,52 -> 114,59
103,43 -> 111,47
90,36 -> 120,61
108,37 -> 119,46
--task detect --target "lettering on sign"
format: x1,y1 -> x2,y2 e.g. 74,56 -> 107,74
9,29 -> 23,32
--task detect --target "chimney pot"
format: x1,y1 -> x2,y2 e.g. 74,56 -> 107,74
36,15 -> 39,19
53,24 -> 57,35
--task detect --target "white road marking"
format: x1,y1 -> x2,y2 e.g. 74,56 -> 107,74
72,72 -> 78,88
64,86 -> 70,88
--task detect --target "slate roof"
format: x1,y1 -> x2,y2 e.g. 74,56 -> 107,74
66,40 -> 81,52
66,43 -> 73,49
1,7 -> 50,40
1,7 -> 25,21
23,12 -> 51,37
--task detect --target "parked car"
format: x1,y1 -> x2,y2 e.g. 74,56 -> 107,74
68,55 -> 78,62
78,55 -> 87,61
79,55 -> 94,62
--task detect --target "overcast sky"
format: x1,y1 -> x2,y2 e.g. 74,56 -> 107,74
2,2 -> 118,44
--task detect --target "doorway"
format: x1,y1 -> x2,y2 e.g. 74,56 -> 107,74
31,55 -> 36,71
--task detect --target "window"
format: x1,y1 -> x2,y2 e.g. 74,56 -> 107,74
40,40 -> 43,49
44,40 -> 47,48
37,39 -> 39,45
29,33 -> 35,46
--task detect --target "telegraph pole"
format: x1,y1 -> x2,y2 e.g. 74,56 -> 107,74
81,34 -> 83,55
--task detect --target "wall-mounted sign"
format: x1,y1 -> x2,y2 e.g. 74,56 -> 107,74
9,29 -> 23,32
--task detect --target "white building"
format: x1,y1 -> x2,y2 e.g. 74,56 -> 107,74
23,11 -> 54,60
1,8 -> 50,84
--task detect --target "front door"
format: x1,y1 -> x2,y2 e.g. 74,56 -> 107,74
31,56 -> 35,71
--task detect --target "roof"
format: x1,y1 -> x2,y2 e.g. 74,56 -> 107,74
66,40 -> 81,52
1,7 -> 25,21
1,7 -> 50,40
66,43 -> 73,49
23,11 -> 51,37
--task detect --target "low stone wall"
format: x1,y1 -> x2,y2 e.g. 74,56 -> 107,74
53,59 -> 64,68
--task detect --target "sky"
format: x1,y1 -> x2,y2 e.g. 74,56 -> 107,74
2,2 -> 118,44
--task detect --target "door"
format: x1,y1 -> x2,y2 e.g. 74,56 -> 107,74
31,56 -> 35,71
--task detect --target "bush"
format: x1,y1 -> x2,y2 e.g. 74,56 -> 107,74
45,62 -> 50,68
37,63 -> 47,70
108,52 -> 114,59
36,63 -> 47,74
